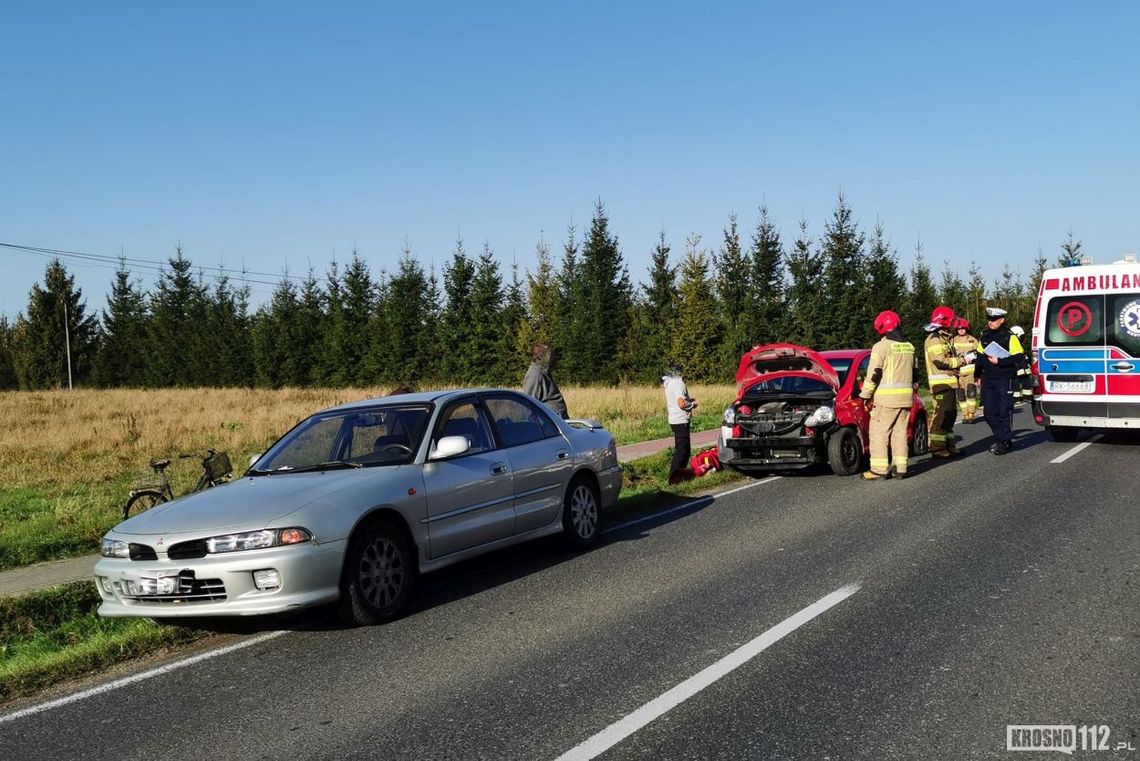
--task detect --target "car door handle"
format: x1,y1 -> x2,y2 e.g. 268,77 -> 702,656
1112,362 -> 1135,372
556,450 -> 570,460
490,464 -> 509,475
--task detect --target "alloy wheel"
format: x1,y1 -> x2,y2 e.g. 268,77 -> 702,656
359,537 -> 406,609
570,484 -> 598,538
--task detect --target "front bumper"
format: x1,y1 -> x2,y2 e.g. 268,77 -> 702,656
718,430 -> 823,470
93,539 -> 346,618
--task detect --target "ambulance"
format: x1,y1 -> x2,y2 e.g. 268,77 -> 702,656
1032,255 -> 1140,441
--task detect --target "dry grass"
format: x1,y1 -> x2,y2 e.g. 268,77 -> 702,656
0,384 -> 736,569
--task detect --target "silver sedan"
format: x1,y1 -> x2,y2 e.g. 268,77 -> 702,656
95,389 -> 622,625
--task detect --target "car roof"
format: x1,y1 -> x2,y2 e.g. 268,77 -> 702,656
323,388 -> 516,413
819,349 -> 865,360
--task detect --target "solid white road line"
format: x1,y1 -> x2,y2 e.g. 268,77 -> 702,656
602,476 -> 780,535
553,583 -> 862,761
1050,434 -> 1103,464
0,630 -> 287,725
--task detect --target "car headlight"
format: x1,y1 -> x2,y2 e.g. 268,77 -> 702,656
804,405 -> 835,427
101,538 -> 129,558
723,406 -> 736,425
205,528 -> 312,554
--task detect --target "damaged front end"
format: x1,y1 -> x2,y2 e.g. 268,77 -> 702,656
719,395 -> 837,471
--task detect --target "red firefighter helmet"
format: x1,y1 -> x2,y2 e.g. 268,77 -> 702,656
929,306 -> 956,329
874,310 -> 901,335
954,317 -> 970,330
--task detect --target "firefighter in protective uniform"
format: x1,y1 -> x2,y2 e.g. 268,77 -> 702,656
952,317 -> 980,422
860,310 -> 915,480
923,306 -> 971,457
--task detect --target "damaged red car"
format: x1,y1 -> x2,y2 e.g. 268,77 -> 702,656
717,343 -> 929,476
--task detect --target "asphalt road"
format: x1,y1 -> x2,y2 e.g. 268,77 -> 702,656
3,409 -> 1137,760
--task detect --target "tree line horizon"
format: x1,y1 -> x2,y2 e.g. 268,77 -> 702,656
0,194 -> 1086,392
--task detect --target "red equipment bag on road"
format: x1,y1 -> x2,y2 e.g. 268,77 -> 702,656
689,447 -> 722,477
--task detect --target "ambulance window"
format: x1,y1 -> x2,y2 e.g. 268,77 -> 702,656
1107,294 -> 1140,356
1044,296 -> 1103,346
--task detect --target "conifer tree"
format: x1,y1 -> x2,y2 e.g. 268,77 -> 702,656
468,242 -> 506,384
671,235 -> 721,381
715,214 -> 751,368
863,222 -> 907,344
420,265 -> 442,382
440,240 -> 478,382
11,259 -> 99,389
554,224 -> 589,381
94,260 -> 149,387
252,276 -> 300,388
636,229 -> 677,381
992,264 -> 1028,327
316,259 -> 344,387
516,236 -> 557,362
965,258 -> 987,330
1059,230 -> 1083,267
383,247 -> 432,385
339,250 -> 376,386
148,246 -> 207,387
574,201 -> 632,384
938,260 -> 969,319
904,239 -> 938,331
819,192 -> 867,347
200,274 -> 254,387
0,317 -> 17,390
500,261 -> 528,383
785,220 -> 826,348
748,205 -> 785,346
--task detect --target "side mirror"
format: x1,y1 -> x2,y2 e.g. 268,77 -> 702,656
249,452 -> 263,468
429,435 -> 470,461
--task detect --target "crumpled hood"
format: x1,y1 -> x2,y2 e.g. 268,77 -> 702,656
735,343 -> 840,392
113,470 -> 371,536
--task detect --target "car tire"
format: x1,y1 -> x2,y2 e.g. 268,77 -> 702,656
123,489 -> 167,521
338,519 -> 416,626
1047,425 -> 1079,443
562,476 -> 601,550
827,427 -> 863,476
909,413 -> 929,456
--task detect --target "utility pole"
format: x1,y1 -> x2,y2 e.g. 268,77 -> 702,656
63,300 -> 73,391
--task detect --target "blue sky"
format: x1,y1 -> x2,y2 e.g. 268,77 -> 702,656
2,1 -> 1137,318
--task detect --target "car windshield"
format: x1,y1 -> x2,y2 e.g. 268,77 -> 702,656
252,405 -> 432,473
743,376 -> 834,397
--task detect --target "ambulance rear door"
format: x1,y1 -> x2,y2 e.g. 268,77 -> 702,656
1038,293 -> 1107,422
1104,292 -> 1140,421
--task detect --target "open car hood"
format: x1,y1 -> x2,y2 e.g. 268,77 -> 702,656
735,343 -> 840,392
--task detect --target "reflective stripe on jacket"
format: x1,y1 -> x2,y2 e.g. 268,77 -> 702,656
952,334 -> 979,380
860,337 -> 915,409
924,331 -> 961,392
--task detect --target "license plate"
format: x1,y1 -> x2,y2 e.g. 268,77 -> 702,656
1048,381 -> 1094,393
125,573 -> 181,596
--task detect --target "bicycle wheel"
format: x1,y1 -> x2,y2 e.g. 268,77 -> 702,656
123,489 -> 168,520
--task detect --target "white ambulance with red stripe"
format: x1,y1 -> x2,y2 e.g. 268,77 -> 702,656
1032,255 -> 1140,440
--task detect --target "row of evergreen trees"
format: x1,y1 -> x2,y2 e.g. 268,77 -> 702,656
0,196 -> 1084,391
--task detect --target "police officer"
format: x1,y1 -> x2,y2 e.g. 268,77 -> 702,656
952,317 -> 980,422
976,307 -> 1024,454
860,310 -> 915,480
923,306 -> 970,457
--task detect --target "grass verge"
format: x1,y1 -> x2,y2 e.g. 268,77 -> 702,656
0,582 -> 205,703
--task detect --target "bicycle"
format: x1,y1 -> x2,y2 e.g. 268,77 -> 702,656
123,449 -> 234,520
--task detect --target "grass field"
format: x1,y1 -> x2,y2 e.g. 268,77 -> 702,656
0,384 -> 737,570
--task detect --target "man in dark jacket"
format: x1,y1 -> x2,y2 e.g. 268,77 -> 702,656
522,343 -> 569,418
976,307 -> 1024,454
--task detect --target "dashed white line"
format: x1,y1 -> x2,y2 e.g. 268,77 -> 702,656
1050,434 -> 1103,464
602,476 -> 780,535
0,630 -> 287,725
553,583 -> 862,761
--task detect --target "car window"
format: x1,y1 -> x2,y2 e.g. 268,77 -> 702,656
484,396 -> 555,447
744,376 -> 833,396
266,415 -> 343,470
1045,295 -> 1103,346
256,405 -> 431,472
435,402 -> 494,455
829,359 -> 854,386
853,356 -> 870,388
347,409 -> 421,462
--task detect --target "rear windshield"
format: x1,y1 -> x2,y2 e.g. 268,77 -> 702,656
743,376 -> 833,397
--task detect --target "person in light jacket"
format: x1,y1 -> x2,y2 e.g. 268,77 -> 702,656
663,365 -> 698,484
522,343 -> 568,419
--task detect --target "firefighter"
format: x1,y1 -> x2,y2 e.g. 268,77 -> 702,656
923,306 -> 971,457
952,317 -> 980,422
976,307 -> 1023,454
860,310 -> 915,480
663,365 -> 698,484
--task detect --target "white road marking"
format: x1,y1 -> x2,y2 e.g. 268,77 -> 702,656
0,630 -> 287,725
553,583 -> 862,761
1050,434 -> 1103,464
603,476 -> 780,535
